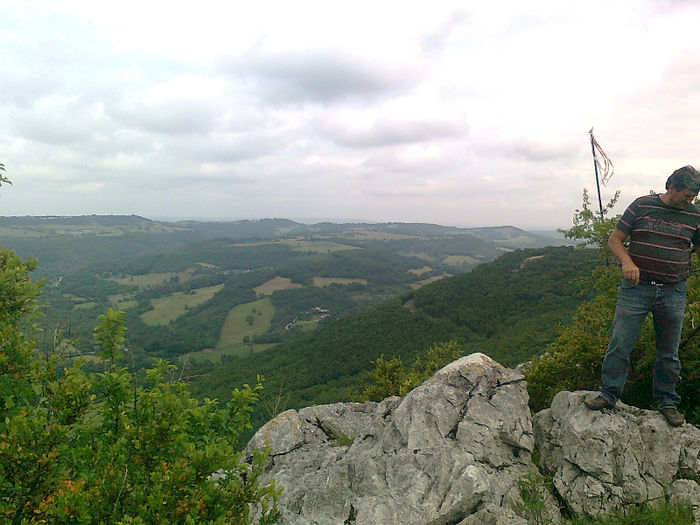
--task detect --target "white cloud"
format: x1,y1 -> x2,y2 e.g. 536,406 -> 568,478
1,0 -> 700,228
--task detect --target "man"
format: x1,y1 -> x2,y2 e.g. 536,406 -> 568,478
585,165 -> 700,426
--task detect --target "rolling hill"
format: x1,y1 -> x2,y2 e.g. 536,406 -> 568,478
0,215 -> 568,371
185,246 -> 601,430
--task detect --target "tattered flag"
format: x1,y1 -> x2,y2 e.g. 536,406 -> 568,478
588,128 -> 614,186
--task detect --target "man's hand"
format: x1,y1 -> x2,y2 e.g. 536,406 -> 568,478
621,262 -> 640,285
609,228 -> 640,285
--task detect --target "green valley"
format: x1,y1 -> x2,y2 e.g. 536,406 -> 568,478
184,246 -> 600,429
0,215 -> 567,374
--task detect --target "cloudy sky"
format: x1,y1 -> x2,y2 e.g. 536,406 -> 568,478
1,1 -> 699,229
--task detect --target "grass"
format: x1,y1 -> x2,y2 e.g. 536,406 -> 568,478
215,297 -> 274,352
337,230 -> 423,241
0,226 -> 46,238
140,284 -> 224,326
185,343 -> 277,363
516,473 -> 695,525
312,277 -> 368,287
108,269 -> 195,289
442,255 -> 480,266
254,276 -> 303,296
0,219 -> 188,238
232,239 -> 359,253
108,293 -> 138,310
409,274 -> 450,290
567,503 -> 694,524
278,239 -> 359,253
408,265 -> 434,276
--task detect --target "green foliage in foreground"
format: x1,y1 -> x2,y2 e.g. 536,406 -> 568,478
567,503 -> 693,524
0,248 -> 280,524
357,340 -> 464,401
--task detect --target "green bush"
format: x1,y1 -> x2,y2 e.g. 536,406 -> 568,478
0,248 -> 280,524
358,339 -> 464,400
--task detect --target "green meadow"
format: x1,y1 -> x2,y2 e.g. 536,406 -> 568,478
215,297 -> 275,352
254,276 -> 304,296
140,284 -> 224,326
185,343 -> 277,363
409,274 -> 451,290
407,265 -> 433,275
442,255 -> 480,266
109,270 -> 195,289
278,239 -> 359,253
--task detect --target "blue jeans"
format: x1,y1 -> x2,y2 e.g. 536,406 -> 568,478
600,279 -> 687,408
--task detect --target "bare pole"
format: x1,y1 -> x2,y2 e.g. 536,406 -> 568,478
589,129 -> 605,221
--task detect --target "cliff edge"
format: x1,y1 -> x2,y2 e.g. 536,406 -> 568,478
245,353 -> 700,524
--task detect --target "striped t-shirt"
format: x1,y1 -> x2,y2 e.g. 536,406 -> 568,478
617,194 -> 700,283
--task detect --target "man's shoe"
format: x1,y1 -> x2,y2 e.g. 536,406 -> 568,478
584,394 -> 613,410
660,407 -> 685,427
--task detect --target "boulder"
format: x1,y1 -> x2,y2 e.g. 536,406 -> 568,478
246,353 -> 559,524
533,390 -> 700,521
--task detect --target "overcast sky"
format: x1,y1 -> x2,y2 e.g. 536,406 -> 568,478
1,1 -> 699,229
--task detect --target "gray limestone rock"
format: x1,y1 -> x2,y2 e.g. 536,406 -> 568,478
245,353 -> 557,525
533,390 -> 700,521
244,359 -> 700,524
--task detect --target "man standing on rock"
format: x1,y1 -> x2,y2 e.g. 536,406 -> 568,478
585,165 -> 700,426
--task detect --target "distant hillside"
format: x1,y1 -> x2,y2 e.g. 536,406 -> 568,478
0,216 -> 577,380
0,216 -> 561,278
188,246 -> 600,424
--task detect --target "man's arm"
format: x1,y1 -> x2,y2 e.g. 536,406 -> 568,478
609,228 -> 640,284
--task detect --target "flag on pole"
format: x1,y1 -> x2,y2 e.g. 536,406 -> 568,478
588,128 -> 614,186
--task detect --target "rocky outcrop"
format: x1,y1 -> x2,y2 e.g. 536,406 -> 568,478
534,390 -> 700,521
245,354 -> 700,524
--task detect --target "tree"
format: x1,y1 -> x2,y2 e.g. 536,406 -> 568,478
0,247 -> 281,523
358,340 -> 464,401
94,307 -> 126,365
558,187 -> 620,256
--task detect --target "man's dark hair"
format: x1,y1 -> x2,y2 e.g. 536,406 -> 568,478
666,165 -> 700,192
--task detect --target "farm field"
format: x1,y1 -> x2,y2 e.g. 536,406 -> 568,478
1,215 -> 563,369
215,297 -> 274,352
254,276 -> 303,296
409,274 -> 451,290
185,343 -> 277,363
442,255 -> 480,266
338,230 -> 426,241
232,239 -> 359,253
408,266 -> 433,275
278,239 -> 359,253
140,284 -> 224,325
109,270 -> 196,289
108,293 -> 138,310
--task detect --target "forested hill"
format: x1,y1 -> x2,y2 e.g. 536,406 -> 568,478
0,215 -> 563,278
189,246 -> 601,416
